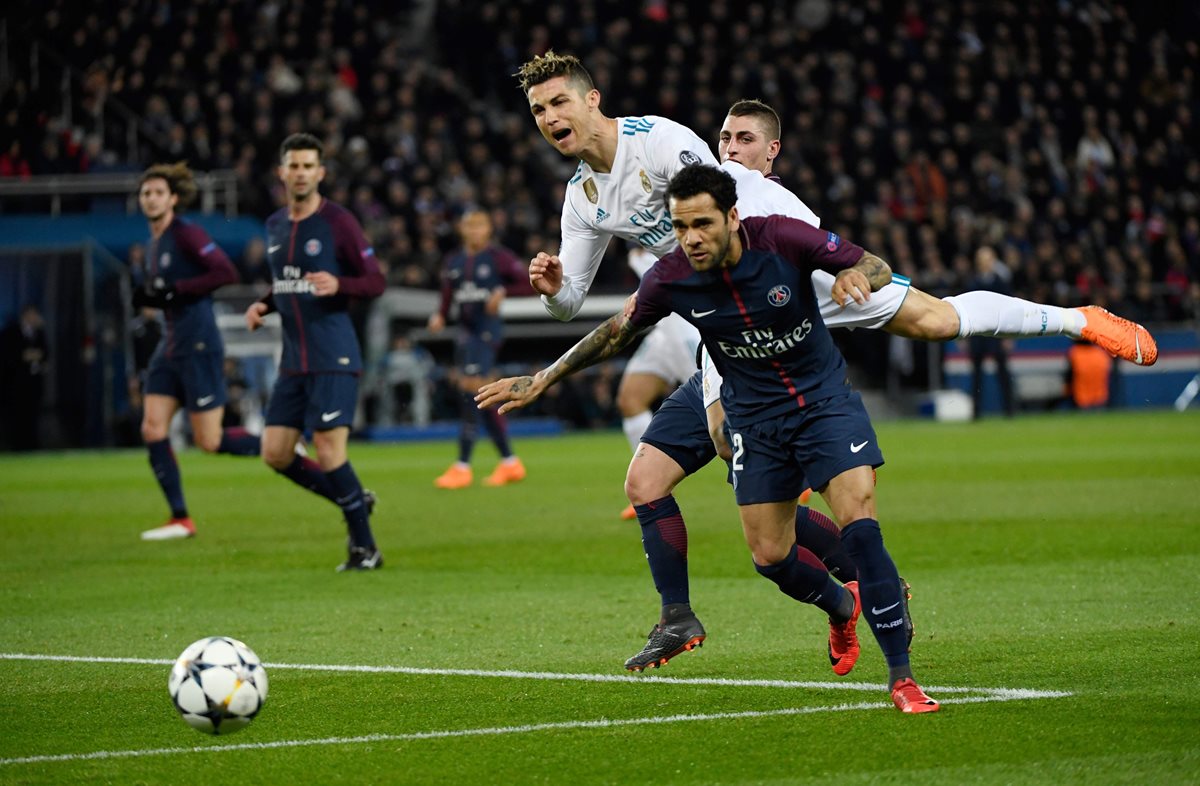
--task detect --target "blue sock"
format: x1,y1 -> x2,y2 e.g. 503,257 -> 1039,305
481,408 -> 513,458
326,461 -> 375,549
147,438 -> 187,519
840,518 -> 910,668
276,456 -> 337,502
754,544 -> 845,617
633,495 -> 689,607
217,427 -> 261,456
457,392 -> 478,464
796,506 -> 858,582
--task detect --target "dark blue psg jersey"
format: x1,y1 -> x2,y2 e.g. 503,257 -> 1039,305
631,215 -> 865,423
263,199 -> 385,374
436,245 -> 527,336
146,216 -> 238,360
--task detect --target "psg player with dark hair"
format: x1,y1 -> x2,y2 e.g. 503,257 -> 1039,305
245,133 -> 386,571
479,165 -> 939,713
135,161 -> 260,541
428,209 -> 529,490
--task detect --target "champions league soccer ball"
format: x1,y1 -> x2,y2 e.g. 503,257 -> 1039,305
168,636 -> 269,735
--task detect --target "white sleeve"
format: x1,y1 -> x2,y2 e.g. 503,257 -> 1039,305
544,192 -> 610,321
721,160 -> 821,228
701,346 -> 724,409
644,118 -> 718,180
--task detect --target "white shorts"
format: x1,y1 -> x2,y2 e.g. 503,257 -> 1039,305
625,312 -> 701,387
813,270 -> 911,330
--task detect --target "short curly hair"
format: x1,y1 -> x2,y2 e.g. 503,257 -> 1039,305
515,50 -> 595,95
138,161 -> 197,208
664,165 -> 738,214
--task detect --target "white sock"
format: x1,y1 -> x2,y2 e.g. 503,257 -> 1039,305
944,292 -> 1085,339
622,410 -> 654,452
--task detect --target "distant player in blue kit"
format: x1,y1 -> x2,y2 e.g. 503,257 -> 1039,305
427,209 -> 529,489
244,133 -> 386,572
479,165 -> 939,713
135,162 -> 262,541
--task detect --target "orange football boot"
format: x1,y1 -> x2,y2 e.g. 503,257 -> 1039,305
434,464 -> 472,489
828,581 -> 861,676
483,458 -> 526,486
1077,306 -> 1158,366
891,678 -> 940,714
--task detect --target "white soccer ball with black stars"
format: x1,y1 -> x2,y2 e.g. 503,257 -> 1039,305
168,636 -> 268,735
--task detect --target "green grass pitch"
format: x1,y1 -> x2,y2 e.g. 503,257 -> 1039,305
1,410 -> 1198,784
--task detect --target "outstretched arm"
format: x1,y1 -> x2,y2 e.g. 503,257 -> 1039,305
476,312 -> 643,414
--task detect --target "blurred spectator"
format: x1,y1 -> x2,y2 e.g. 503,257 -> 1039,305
0,304 -> 49,450
238,236 -> 272,285
966,247 -> 1015,419
1065,340 -> 1113,410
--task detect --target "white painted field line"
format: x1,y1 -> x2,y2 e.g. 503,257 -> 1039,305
0,693 -> 1052,767
0,652 -> 1072,699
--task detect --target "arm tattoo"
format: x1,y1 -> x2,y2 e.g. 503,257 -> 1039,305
854,252 -> 893,292
539,313 -> 640,386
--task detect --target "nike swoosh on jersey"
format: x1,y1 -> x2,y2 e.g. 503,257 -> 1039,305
691,308 -> 717,318
196,395 -> 215,407
268,245 -> 282,254
321,410 -> 343,422
850,440 -> 869,453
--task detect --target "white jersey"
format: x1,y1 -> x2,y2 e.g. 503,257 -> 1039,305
544,115 -> 821,320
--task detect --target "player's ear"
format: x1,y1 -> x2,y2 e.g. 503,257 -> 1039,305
586,88 -> 601,109
768,139 -> 781,160
728,206 -> 740,229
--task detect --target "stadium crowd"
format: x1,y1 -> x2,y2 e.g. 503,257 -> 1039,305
5,0 -> 1199,321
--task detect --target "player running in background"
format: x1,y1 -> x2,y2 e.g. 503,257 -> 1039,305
244,133 -> 386,572
481,166 -> 939,713
135,162 -> 260,541
428,209 -> 529,489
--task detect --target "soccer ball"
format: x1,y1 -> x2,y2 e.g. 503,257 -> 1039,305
168,636 -> 269,735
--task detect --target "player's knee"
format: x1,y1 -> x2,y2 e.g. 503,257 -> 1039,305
624,468 -> 668,506
141,419 -> 167,443
617,389 -> 649,417
194,431 -> 222,453
261,445 -> 292,470
749,540 -> 791,567
926,299 -> 962,340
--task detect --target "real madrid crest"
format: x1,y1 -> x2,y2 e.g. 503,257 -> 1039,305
583,178 -> 598,204
639,169 -> 652,194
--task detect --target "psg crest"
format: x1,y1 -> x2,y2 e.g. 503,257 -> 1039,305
767,284 -> 791,307
305,239 -> 322,256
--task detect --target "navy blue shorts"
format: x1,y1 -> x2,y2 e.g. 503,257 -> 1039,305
727,391 -> 884,505
266,372 -> 359,431
144,351 -> 226,413
639,372 -> 717,477
456,331 -> 500,377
